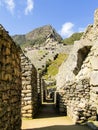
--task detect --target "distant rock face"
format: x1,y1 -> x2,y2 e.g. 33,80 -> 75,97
12,25 -> 62,48
12,25 -> 73,74
26,25 -> 62,42
56,9 -> 98,123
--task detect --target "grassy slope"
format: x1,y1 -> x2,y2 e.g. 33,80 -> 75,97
62,32 -> 83,45
44,53 -> 68,80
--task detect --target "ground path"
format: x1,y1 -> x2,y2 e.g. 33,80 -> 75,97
22,104 -> 92,130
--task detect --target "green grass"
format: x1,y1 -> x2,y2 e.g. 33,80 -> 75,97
62,32 -> 83,45
47,85 -> 56,89
44,53 -> 68,79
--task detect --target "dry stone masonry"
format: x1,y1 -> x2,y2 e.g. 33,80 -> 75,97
56,9 -> 98,124
37,72 -> 42,105
0,25 -> 21,130
1,8 -> 98,130
21,51 -> 39,118
57,79 -> 97,123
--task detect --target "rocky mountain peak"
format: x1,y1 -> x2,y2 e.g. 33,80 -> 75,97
25,24 -> 62,46
12,25 -> 62,49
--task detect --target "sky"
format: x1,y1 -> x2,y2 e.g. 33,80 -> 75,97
0,0 -> 98,38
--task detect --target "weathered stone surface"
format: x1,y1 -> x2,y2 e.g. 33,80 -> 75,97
94,9 -> 98,27
0,24 -> 22,130
56,39 -> 92,89
56,9 -> 98,124
90,57 -> 98,70
90,71 -> 98,85
21,51 -> 39,118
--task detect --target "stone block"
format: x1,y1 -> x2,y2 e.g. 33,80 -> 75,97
5,48 -> 10,55
90,57 -> 98,70
91,87 -> 98,94
90,71 -> 98,85
23,105 -> 32,110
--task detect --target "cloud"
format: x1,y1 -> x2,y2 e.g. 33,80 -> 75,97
3,0 -> 15,13
59,22 -> 74,38
78,27 -> 86,32
0,0 -> 34,15
25,0 -> 34,15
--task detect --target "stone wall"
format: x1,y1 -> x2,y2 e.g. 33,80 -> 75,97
89,43 -> 98,118
37,72 -> 42,105
56,9 -> 98,124
56,9 -> 98,90
21,51 -> 38,118
56,39 -> 92,90
0,25 -> 21,130
57,79 -> 97,123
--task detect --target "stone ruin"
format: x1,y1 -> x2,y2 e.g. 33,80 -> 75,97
0,25 -> 21,130
0,25 -> 41,129
20,50 -> 39,118
1,8 -> 98,130
56,9 -> 98,123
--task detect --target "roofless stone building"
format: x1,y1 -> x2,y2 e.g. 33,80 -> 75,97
56,9 -> 98,124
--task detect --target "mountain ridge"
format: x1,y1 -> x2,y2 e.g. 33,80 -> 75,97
12,25 -> 62,49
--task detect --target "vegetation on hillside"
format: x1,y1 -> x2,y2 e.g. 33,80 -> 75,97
62,32 -> 83,45
12,35 -> 26,45
12,25 -> 62,49
12,25 -> 83,50
43,53 -> 68,80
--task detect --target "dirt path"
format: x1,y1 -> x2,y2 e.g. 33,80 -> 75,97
22,104 -> 92,130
